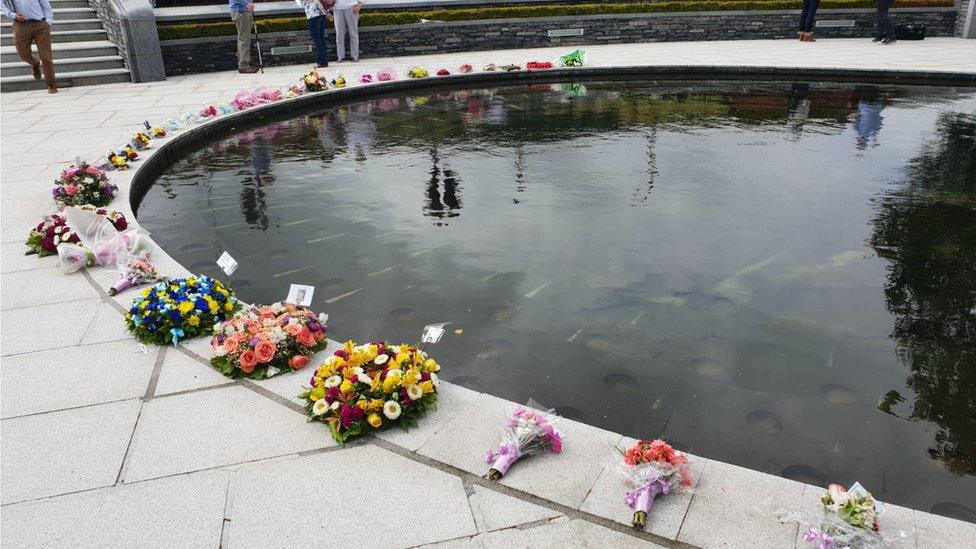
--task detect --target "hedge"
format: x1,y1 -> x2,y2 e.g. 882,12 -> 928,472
157,0 -> 953,40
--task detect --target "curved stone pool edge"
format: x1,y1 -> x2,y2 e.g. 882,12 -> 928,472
102,65 -> 976,547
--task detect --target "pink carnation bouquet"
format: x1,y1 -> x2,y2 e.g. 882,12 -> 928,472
486,406 -> 563,480
210,302 -> 329,379
109,253 -> 160,295
232,88 -> 283,110
617,439 -> 693,529
377,67 -> 397,81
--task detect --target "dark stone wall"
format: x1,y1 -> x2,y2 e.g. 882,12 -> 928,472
159,8 -> 958,76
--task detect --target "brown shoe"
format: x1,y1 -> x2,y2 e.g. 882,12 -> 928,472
48,86 -> 58,94
238,66 -> 260,74
32,63 -> 41,81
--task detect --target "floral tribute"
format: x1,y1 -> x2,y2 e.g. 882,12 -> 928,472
121,145 -> 139,160
803,484 -> 884,549
485,406 -> 563,480
559,49 -> 587,67
132,130 -> 153,150
107,150 -> 129,170
377,67 -> 396,81
618,439 -> 692,529
526,61 -> 553,70
359,73 -> 374,84
458,64 -> 473,73
25,207 -> 126,257
436,68 -> 450,76
331,74 -> 346,88
408,67 -> 429,78
52,161 -> 117,208
232,88 -> 283,110
201,105 -> 219,117
109,253 -> 160,295
125,275 -> 237,346
146,123 -> 167,138
300,341 -> 440,443
500,63 -> 521,72
301,68 -> 328,92
210,302 -> 328,379
483,63 -> 497,71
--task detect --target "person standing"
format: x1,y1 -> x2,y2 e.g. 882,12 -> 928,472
1,0 -> 57,93
229,0 -> 258,73
296,0 -> 329,67
798,0 -> 820,41
874,0 -> 896,44
330,0 -> 362,62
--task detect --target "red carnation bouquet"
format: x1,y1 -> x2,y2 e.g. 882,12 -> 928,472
617,439 -> 693,529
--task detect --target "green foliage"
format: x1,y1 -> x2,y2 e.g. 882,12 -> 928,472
157,0 -> 952,40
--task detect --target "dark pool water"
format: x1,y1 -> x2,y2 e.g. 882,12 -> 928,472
137,80 -> 976,518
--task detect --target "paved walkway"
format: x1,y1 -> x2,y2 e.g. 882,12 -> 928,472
2,39 -> 976,548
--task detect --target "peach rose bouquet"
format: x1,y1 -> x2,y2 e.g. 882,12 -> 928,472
210,302 -> 328,379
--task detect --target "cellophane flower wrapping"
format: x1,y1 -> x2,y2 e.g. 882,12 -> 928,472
526,61 -> 553,70
231,88 -> 283,110
210,303 -> 328,379
58,205 -> 148,270
485,406 -> 563,480
150,126 -> 167,138
125,275 -> 237,346
359,73 -> 374,83
458,64 -> 473,73
109,253 -> 159,295
52,162 -> 117,208
201,105 -> 219,117
56,243 -> 95,273
107,151 -> 129,170
559,49 -> 587,67
377,67 -> 396,81
805,484 -> 886,549
132,131 -> 153,150
300,341 -> 440,444
408,67 -> 429,78
617,439 -> 693,529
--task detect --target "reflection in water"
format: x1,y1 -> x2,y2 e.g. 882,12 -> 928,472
137,81 -> 976,516
870,112 -> 976,476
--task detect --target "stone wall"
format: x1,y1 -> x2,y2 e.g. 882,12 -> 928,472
88,0 -> 129,66
957,0 -> 974,36
159,8 -> 958,76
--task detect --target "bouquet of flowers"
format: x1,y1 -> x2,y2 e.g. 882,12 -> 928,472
459,64 -> 473,73
284,84 -> 305,98
300,341 -> 441,443
201,105 -> 219,117
132,130 -> 153,150
559,49 -> 587,67
483,63 -> 497,72
109,253 -> 160,295
617,439 -> 693,529
802,484 -> 884,549
210,302 -> 328,379
331,74 -> 346,88
377,67 -> 397,81
501,64 -> 521,72
52,161 -> 117,208
359,73 -> 374,83
121,145 -> 139,160
107,150 -> 129,170
125,275 -> 237,346
485,406 -> 563,480
145,122 -> 167,138
408,67 -> 429,78
231,88 -> 283,110
25,207 -> 127,257
436,68 -> 450,76
526,61 -> 553,70
302,68 -> 328,92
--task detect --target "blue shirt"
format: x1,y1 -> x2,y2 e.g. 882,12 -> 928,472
1,0 -> 54,23
228,0 -> 251,13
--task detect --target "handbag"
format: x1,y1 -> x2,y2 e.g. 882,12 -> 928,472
895,24 -> 926,40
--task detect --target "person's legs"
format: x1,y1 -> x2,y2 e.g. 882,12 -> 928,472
333,9 -> 347,61
799,0 -> 813,33
308,15 -> 328,65
32,22 -> 56,88
12,21 -> 40,70
878,0 -> 895,41
232,11 -> 253,68
341,9 -> 359,60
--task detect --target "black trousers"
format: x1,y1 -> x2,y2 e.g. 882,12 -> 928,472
876,0 -> 895,39
799,0 -> 821,32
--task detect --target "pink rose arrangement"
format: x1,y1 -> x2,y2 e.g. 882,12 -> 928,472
52,161 -> 116,208
486,406 -> 563,480
618,439 -> 692,529
25,206 -> 127,257
210,302 -> 329,379
300,341 -> 441,443
231,88 -> 283,110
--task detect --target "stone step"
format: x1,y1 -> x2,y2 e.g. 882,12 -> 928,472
52,7 -> 99,20
1,28 -> 107,46
51,0 -> 92,7
0,54 -> 123,77
2,19 -> 103,32
0,40 -> 118,63
0,66 -> 129,91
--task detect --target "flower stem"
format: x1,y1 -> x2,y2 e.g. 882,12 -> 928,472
487,468 -> 503,480
632,510 -> 647,529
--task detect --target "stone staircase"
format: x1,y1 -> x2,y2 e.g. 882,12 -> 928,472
1,0 -> 130,92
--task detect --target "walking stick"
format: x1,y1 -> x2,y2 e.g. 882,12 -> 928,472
253,22 -> 264,72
